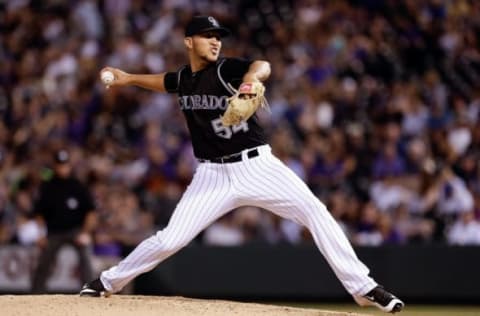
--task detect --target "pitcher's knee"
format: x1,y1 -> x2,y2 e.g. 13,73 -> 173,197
155,230 -> 190,253
298,197 -> 327,213
296,199 -> 330,224
163,239 -> 189,253
315,202 -> 329,214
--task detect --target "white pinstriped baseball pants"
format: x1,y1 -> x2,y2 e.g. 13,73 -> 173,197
100,145 -> 377,296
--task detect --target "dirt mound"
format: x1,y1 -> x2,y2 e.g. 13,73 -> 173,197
1,295 -> 370,316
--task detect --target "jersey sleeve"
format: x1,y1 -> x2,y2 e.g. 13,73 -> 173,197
164,65 -> 189,93
164,72 -> 180,93
219,57 -> 253,89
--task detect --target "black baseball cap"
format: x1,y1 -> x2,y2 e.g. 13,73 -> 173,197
185,16 -> 230,37
54,149 -> 70,164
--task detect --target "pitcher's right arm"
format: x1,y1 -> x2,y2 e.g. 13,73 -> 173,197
100,67 -> 168,92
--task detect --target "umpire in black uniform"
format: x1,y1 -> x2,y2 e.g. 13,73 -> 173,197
31,148 -> 97,293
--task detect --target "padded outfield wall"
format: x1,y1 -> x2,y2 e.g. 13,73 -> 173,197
0,244 -> 479,302
134,244 -> 480,303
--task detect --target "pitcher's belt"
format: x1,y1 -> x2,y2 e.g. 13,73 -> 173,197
197,148 -> 259,164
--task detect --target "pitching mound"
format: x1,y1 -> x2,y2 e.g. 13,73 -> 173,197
1,295 -> 370,316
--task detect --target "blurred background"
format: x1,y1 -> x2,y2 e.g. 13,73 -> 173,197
0,0 -> 479,306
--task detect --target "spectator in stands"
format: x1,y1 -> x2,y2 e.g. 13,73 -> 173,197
354,202 -> 383,246
447,210 -> 480,245
13,186 -> 45,246
102,189 -> 154,255
1,0 -> 480,248
203,213 -> 244,246
392,204 -> 434,244
372,143 -> 407,180
436,167 -> 474,217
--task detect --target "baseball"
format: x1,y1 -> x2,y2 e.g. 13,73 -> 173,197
101,70 -> 115,84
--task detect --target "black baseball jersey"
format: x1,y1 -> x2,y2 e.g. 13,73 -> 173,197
164,57 -> 267,159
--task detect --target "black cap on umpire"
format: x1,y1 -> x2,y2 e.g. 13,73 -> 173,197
52,148 -> 73,178
184,16 -> 230,37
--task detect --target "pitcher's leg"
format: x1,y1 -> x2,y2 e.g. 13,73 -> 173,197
234,152 -> 377,296
101,164 -> 235,293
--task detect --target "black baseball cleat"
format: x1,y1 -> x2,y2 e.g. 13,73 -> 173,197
354,286 -> 404,313
79,278 -> 111,297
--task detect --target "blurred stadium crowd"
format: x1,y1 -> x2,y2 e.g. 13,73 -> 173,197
1,0 -> 480,257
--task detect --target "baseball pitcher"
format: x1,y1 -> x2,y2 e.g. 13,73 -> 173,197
80,16 -> 404,314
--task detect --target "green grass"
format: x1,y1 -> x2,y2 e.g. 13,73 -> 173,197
274,303 -> 480,316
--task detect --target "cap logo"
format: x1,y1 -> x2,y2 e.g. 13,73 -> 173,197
185,16 -> 230,37
208,16 -> 219,27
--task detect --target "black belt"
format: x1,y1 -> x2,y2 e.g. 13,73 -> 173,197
198,148 -> 259,164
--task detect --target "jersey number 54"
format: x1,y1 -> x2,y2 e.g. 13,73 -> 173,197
211,117 -> 249,139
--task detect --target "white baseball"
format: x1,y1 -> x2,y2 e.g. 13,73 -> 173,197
101,70 -> 115,84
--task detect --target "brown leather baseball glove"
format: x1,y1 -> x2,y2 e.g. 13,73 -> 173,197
221,82 -> 268,126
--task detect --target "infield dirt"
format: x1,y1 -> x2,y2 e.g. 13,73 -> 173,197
1,295 -> 371,316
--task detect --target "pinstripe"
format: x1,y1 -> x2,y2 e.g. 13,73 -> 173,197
238,157 -> 310,224
236,156 -> 305,220
309,205 -> 368,289
237,153 -> 372,294
102,238 -> 154,291
171,164 -> 232,245
113,165 -> 209,278
246,155 -> 330,233
309,201 -> 369,286
202,164 -> 234,223
256,154 -> 315,223
228,163 -> 255,202
161,164 -> 225,250
262,154 -> 372,292
264,156 -> 366,289
144,166 -> 208,264
259,156 -> 346,260
230,159 -> 271,203
203,165 -> 236,224
165,164 -> 216,247
101,146 -> 376,296
104,166 -> 210,290
103,164 -> 237,292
